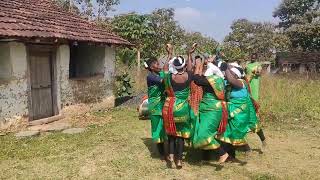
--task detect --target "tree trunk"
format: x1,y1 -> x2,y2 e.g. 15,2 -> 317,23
137,48 -> 141,74
98,4 -> 101,21
69,0 -> 73,12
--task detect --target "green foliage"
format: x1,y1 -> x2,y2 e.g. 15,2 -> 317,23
148,8 -> 186,56
116,48 -> 136,65
55,0 -> 81,13
223,42 -> 247,61
55,0 -> 119,19
112,13 -> 155,48
178,32 -> 219,55
115,72 -> 134,97
112,8 -> 219,65
112,13 -> 156,67
274,0 -> 320,51
223,19 -> 291,61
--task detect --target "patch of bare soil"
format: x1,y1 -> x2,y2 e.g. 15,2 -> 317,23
62,104 -> 113,128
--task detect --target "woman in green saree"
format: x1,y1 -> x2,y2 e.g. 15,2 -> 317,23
217,63 -> 251,159
162,44 -> 195,169
144,58 -> 166,159
245,53 -> 267,147
192,59 -> 229,163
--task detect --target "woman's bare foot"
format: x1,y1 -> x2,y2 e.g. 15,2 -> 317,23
175,159 -> 183,169
166,154 -> 174,169
262,139 -> 267,148
218,153 -> 229,163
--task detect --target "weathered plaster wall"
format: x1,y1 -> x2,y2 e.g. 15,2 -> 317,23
57,44 -> 116,109
0,43 -> 116,125
0,42 -> 28,123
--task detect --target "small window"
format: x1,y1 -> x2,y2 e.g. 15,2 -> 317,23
0,43 -> 12,82
69,43 -> 105,79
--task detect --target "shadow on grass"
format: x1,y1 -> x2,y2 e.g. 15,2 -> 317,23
115,96 -> 133,107
141,138 -> 246,171
141,138 -> 162,159
252,148 -> 264,154
184,146 -> 224,171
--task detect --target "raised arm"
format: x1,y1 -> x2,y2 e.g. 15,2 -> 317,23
187,43 -> 198,72
225,67 -> 244,89
163,44 -> 173,72
194,56 -> 203,75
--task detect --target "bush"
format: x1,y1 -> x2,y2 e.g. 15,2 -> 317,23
115,72 -> 134,97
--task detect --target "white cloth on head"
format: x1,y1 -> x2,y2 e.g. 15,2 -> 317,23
144,62 -> 148,68
169,58 -> 178,74
169,56 -> 185,74
230,67 -> 242,78
204,63 -> 225,78
173,56 -> 186,70
229,62 -> 245,78
229,62 -> 241,68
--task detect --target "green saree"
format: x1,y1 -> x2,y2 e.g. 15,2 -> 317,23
247,99 -> 261,133
148,72 -> 166,143
162,72 -> 192,139
246,62 -> 262,101
217,81 -> 250,146
192,75 -> 227,150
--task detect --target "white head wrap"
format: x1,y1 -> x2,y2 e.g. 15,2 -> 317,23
229,62 -> 244,78
169,56 -> 185,74
204,63 -> 225,78
229,62 -> 241,68
230,68 -> 242,78
144,62 -> 149,69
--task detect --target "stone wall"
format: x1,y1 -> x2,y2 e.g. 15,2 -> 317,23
0,42 -> 29,124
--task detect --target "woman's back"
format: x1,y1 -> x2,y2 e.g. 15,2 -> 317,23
170,71 -> 193,92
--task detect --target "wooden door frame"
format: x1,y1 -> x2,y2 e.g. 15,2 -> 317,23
26,44 -> 59,121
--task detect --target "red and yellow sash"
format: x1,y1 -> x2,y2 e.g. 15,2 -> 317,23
162,72 -> 177,136
206,75 -> 228,134
190,81 -> 203,115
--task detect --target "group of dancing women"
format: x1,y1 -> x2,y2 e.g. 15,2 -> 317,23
143,43 -> 266,169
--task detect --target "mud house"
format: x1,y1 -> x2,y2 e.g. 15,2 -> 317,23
276,52 -> 320,74
0,0 -> 131,126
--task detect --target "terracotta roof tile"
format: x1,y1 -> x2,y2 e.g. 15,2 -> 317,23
0,0 -> 131,45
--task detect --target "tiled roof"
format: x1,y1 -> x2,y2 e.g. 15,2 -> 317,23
277,52 -> 320,63
0,0 -> 131,45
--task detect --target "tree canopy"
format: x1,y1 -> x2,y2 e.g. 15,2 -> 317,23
273,0 -> 320,51
55,0 -> 120,19
223,19 -> 290,61
111,8 -> 218,67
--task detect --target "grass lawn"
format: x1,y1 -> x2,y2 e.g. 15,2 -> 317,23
0,106 -> 319,180
1,75 -> 320,179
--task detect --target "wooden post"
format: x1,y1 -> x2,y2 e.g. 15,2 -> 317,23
137,47 -> 141,74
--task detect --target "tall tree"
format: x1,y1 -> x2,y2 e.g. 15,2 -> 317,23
182,32 -> 219,56
112,13 -> 155,72
273,0 -> 320,51
55,0 -> 120,19
112,8 -> 220,69
149,8 -> 186,56
223,19 -> 290,61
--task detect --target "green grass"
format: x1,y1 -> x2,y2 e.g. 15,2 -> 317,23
260,75 -> 320,133
0,76 -> 320,179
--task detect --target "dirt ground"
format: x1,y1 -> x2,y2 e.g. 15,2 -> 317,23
0,107 -> 319,180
